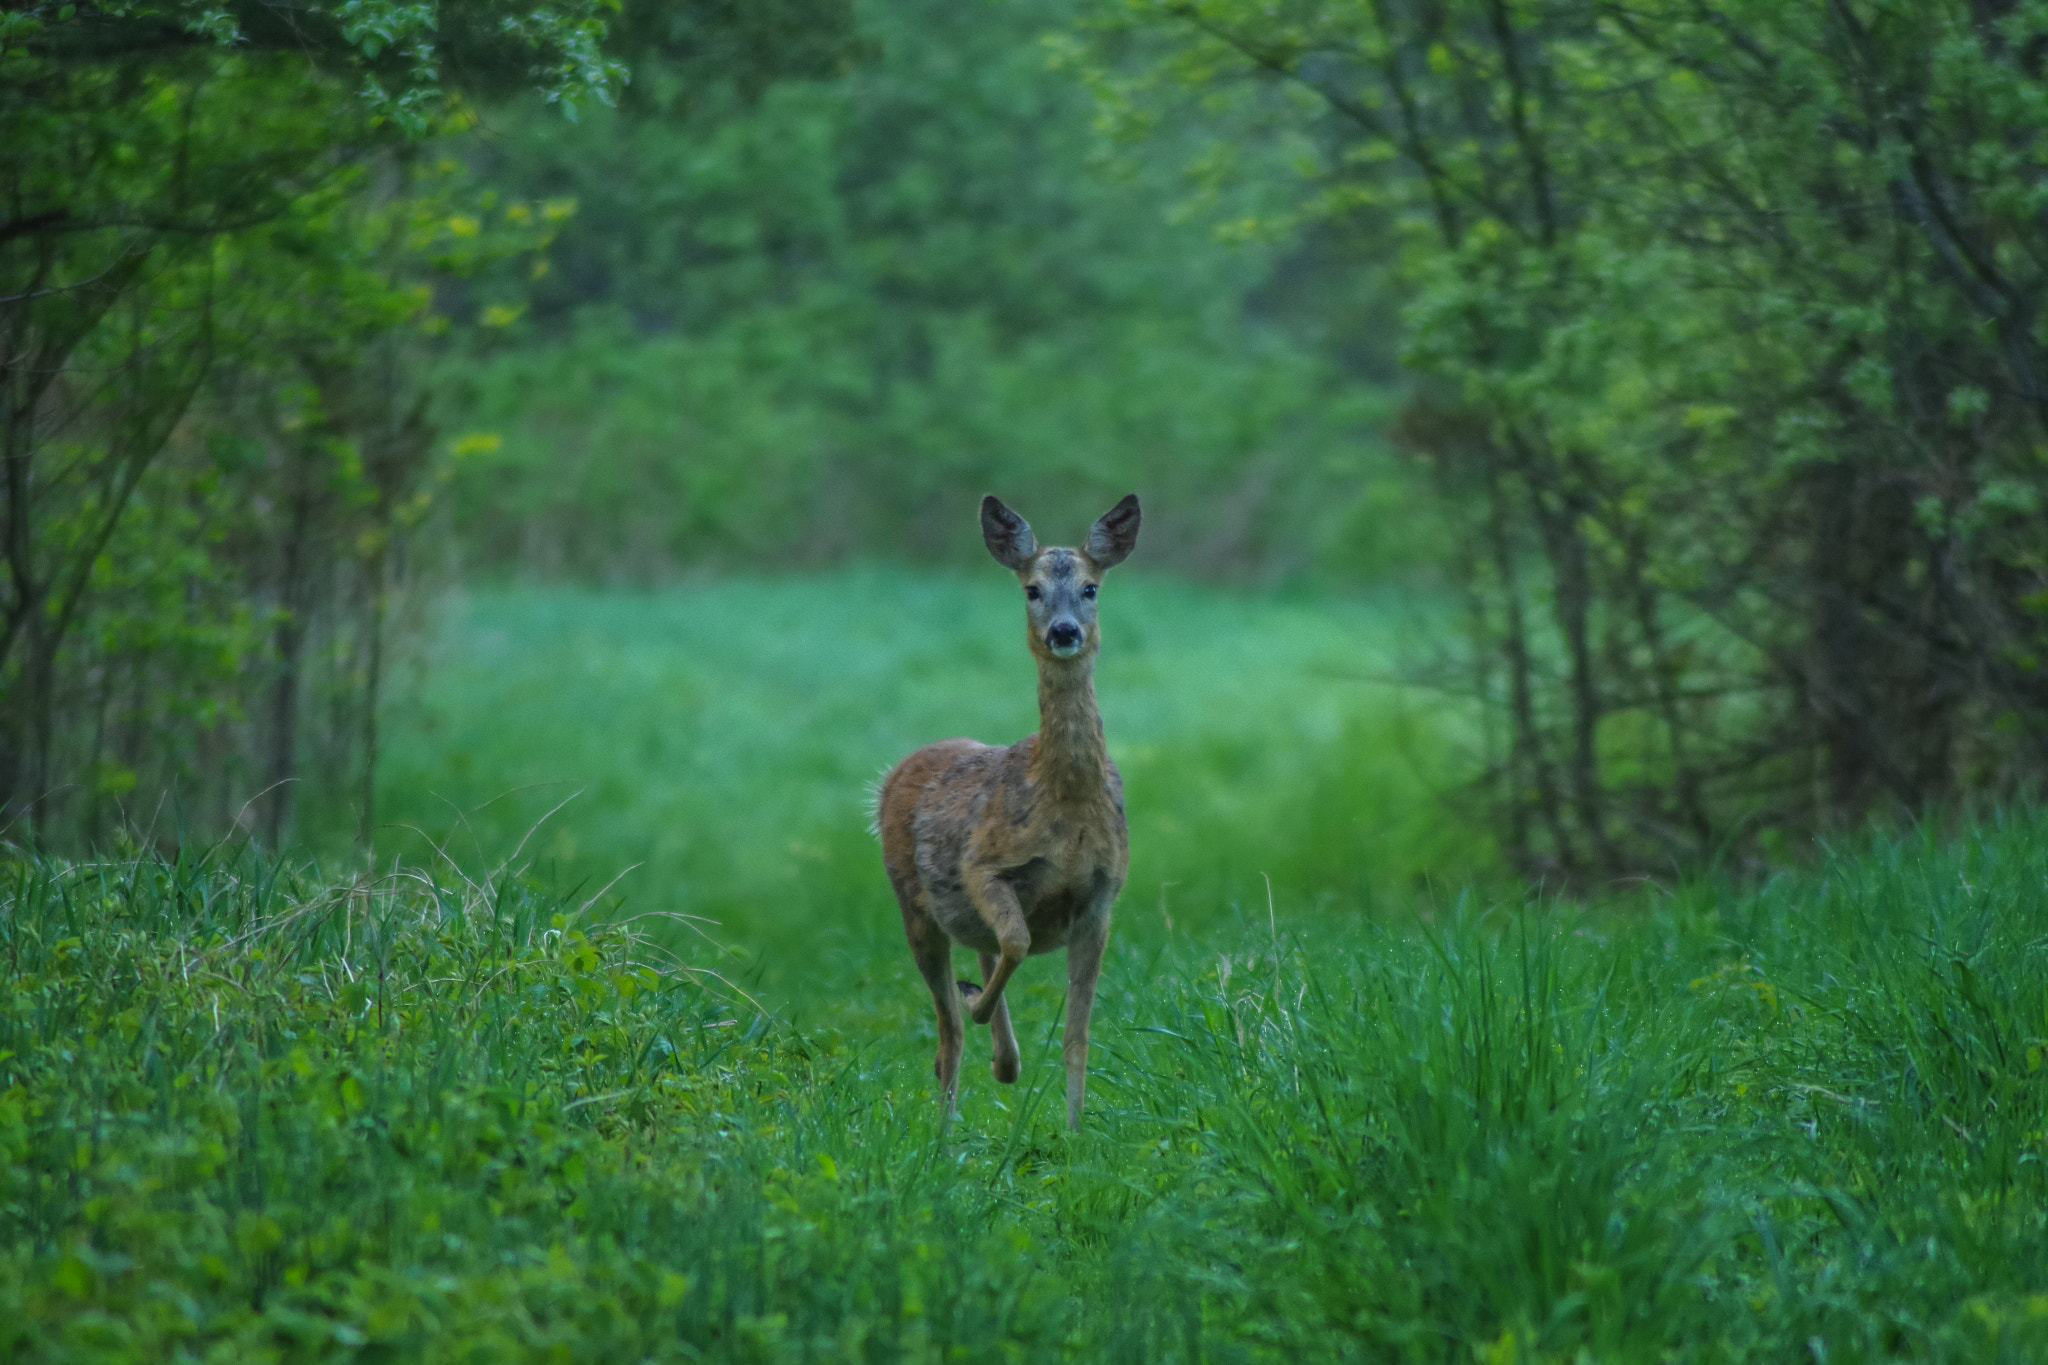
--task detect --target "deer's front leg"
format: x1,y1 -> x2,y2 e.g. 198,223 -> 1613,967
962,865 -> 1030,1026
1063,904 -> 1111,1130
978,951 -> 1021,1083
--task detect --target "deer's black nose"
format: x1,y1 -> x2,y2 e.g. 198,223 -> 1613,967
1047,620 -> 1082,653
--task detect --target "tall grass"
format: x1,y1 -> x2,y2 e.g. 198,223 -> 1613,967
6,813 -> 2046,1360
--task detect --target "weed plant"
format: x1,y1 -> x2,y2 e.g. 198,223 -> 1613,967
5,811 -> 2047,1360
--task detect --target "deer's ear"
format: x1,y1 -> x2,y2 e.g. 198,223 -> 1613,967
1085,493 -> 1141,570
981,495 -> 1038,571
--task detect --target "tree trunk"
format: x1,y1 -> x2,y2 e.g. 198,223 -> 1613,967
262,469 -> 315,849
357,551 -> 385,855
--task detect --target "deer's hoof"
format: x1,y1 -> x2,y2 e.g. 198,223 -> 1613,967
992,1055 -> 1020,1084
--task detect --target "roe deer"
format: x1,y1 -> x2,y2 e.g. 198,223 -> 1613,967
876,493 -> 1140,1130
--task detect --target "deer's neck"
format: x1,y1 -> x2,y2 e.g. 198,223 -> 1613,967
1031,660 -> 1110,805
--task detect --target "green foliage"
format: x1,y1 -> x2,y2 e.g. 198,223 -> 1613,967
4,127 -> 547,846
6,806 -> 2048,1358
0,0 -> 596,841
1088,0 -> 2048,877
0,1 -> 626,131
434,0 -> 1424,580
0,0 -> 861,848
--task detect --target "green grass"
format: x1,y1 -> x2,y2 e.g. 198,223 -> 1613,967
368,571 -> 1485,1002
15,576 -> 2043,1359
5,815 -> 2048,1361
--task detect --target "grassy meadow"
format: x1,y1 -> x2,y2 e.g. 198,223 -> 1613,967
368,571 -> 1484,1003
8,574 -> 2048,1361
6,812 -> 2048,1360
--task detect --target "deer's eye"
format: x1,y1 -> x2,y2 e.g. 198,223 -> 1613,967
1082,583 -> 1098,599
1025,585 -> 1042,601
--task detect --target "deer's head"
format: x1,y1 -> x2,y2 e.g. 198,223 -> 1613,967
981,494 -> 1141,664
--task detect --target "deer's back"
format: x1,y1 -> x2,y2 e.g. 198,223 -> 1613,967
877,738 -> 990,898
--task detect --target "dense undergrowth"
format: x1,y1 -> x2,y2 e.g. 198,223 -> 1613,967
5,812 -> 2047,1361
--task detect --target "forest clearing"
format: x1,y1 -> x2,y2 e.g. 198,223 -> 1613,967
9,0 -> 2048,1357
8,582 -> 2048,1360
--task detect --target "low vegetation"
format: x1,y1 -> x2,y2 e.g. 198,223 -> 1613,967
5,808 -> 2045,1361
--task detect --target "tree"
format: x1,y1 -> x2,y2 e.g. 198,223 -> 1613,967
0,0 -> 859,844
432,0 -> 1408,580
1097,0 -> 2048,877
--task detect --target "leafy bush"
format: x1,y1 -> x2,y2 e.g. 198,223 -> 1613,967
1094,0 -> 2048,877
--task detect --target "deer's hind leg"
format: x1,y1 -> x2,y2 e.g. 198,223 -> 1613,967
909,919 -> 966,1118
893,874 -> 966,1120
1062,909 -> 1111,1131
978,951 -> 1021,1083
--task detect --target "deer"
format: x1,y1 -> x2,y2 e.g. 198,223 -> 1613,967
875,493 -> 1140,1130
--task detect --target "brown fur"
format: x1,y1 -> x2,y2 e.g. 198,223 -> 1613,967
876,494 -> 1139,1129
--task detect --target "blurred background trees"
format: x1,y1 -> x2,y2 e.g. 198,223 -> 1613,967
9,0 -> 2048,885
431,0 -> 1412,578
